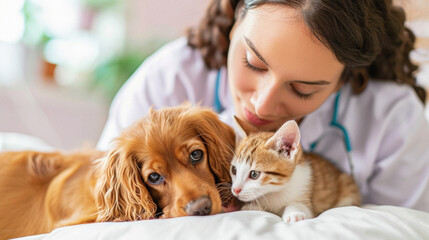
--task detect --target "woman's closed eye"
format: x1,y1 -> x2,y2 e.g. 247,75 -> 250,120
242,57 -> 267,72
290,85 -> 314,100
242,51 -> 267,73
289,83 -> 325,101
289,79 -> 331,101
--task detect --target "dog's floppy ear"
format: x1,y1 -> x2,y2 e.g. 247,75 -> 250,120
189,107 -> 235,184
95,144 -> 156,221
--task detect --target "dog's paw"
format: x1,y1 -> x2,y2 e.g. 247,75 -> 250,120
283,211 -> 306,223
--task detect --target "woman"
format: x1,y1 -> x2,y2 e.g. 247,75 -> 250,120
97,0 -> 429,211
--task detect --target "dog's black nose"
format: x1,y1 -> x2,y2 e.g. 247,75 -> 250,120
185,196 -> 212,216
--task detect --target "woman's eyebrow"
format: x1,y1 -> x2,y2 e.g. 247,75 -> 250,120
244,36 -> 270,67
293,80 -> 331,85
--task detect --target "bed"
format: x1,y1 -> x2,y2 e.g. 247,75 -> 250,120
14,205 -> 429,240
3,133 -> 429,240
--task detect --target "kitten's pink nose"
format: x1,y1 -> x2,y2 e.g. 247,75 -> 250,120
233,188 -> 242,195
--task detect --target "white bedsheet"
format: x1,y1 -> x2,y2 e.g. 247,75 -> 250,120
14,205 -> 429,240
0,132 -> 54,152
4,133 -> 429,240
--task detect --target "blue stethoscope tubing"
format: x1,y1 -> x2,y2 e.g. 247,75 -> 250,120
310,90 -> 354,177
214,70 -> 354,177
214,70 -> 224,113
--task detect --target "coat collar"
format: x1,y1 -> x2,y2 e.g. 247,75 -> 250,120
300,83 -> 352,151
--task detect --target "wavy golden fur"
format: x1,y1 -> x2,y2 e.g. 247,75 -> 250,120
0,105 -> 235,239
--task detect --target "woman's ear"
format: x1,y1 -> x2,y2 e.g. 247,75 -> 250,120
95,147 -> 156,222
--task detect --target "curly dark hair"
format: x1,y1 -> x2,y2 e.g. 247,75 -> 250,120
187,0 -> 426,103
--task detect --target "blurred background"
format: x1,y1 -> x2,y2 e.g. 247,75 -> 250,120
0,0 -> 428,150
0,0 -> 210,150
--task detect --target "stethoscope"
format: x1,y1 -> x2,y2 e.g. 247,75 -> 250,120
214,70 -> 354,177
309,91 -> 355,178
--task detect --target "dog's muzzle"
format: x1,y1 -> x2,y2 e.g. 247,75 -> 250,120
185,196 -> 212,216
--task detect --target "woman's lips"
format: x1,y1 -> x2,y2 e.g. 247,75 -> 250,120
243,108 -> 274,126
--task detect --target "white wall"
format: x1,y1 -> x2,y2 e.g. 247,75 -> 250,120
125,0 -> 211,45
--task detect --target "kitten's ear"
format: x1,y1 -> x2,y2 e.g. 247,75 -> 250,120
265,120 -> 301,161
233,116 -> 248,145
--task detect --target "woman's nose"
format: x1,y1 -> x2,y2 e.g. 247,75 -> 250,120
251,83 -> 283,118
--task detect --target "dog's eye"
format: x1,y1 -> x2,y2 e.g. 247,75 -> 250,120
231,165 -> 237,175
249,170 -> 261,180
190,150 -> 203,163
148,173 -> 164,185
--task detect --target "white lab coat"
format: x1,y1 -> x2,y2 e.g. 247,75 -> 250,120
97,37 -> 429,212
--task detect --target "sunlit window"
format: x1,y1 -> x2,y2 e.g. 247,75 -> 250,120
0,0 -> 25,43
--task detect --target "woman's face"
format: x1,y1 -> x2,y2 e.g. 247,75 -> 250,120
227,5 -> 344,132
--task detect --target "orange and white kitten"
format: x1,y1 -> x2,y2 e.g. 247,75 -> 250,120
230,120 -> 361,223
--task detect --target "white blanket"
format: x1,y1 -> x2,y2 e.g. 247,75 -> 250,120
15,205 -> 429,240
4,133 -> 429,240
0,132 -> 54,152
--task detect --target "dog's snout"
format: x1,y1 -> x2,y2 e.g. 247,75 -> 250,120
185,196 -> 212,216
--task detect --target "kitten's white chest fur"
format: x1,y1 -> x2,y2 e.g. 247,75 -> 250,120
260,163 -> 312,215
230,120 -> 314,223
232,160 -> 314,222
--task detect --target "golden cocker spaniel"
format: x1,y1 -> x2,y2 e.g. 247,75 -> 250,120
0,105 -> 236,239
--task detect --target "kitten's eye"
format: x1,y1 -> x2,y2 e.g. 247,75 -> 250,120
190,150 -> 203,163
148,173 -> 164,185
249,170 -> 261,180
231,165 -> 237,175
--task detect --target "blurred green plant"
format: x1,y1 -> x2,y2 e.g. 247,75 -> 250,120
92,40 -> 166,101
82,0 -> 119,10
92,51 -> 143,100
20,0 -> 168,101
21,0 -> 51,50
